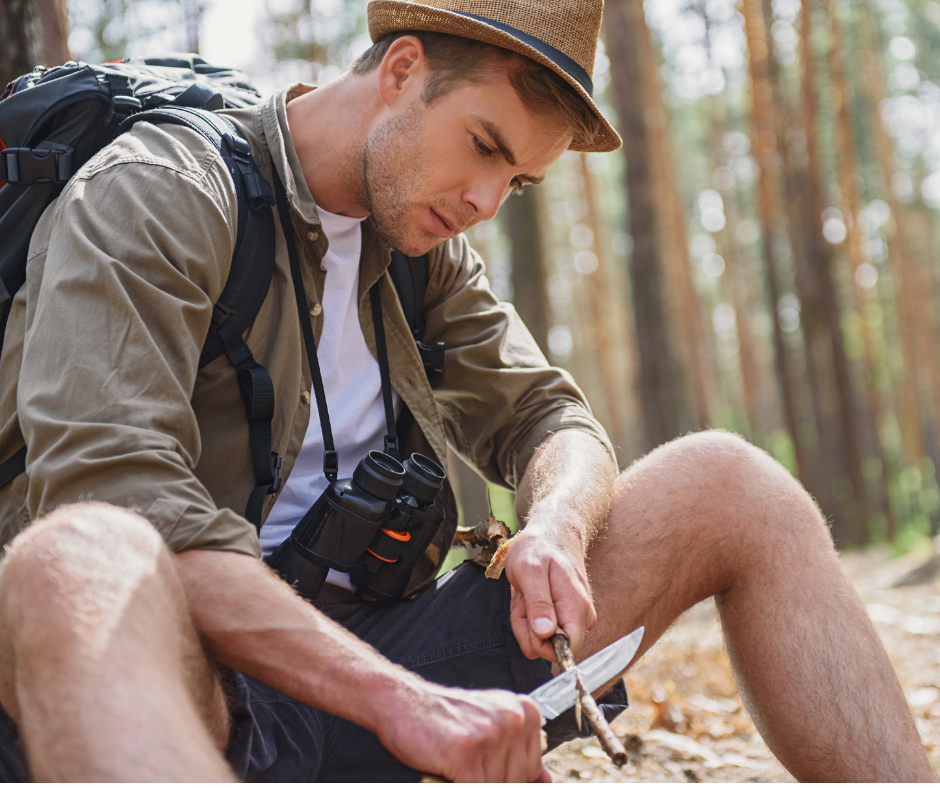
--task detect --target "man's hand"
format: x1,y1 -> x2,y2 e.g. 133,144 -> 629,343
505,519 -> 597,660
378,683 -> 550,782
508,431 -> 617,661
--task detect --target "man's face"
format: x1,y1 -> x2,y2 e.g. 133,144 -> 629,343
361,64 -> 572,256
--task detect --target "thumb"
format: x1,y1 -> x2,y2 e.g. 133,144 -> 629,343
524,589 -> 557,640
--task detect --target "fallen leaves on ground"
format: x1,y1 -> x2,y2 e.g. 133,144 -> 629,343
544,547 -> 940,782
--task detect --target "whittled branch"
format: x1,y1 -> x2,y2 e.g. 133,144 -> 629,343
551,633 -> 627,768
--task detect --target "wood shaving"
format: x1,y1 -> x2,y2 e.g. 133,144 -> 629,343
484,535 -> 514,579
453,508 -> 513,574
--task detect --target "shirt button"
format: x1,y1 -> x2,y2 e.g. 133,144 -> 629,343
307,229 -> 319,242
301,391 -> 311,405
309,303 -> 322,317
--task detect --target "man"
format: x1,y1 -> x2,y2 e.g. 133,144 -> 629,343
0,0 -> 934,781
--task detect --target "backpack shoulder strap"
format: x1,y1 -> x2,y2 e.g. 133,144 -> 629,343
122,107 -> 281,527
386,250 -> 444,373
0,446 -> 26,489
119,106 -> 277,370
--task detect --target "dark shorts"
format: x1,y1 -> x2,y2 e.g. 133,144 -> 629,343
0,561 -> 627,782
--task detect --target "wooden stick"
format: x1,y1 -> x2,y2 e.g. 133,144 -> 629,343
551,632 -> 628,768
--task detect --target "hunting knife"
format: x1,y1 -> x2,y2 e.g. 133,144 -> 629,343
528,626 -> 644,722
419,626 -> 644,782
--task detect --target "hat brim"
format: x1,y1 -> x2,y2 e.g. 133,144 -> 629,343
367,0 -> 622,153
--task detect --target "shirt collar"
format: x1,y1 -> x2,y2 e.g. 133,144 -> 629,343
261,82 -> 322,228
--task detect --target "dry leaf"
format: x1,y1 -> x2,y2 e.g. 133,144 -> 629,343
454,505 -> 512,572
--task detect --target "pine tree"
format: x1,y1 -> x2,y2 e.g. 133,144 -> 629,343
604,0 -> 694,451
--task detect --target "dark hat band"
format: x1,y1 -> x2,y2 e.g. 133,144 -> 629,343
450,10 -> 594,96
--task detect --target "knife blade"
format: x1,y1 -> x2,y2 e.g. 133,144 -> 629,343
419,626 -> 645,782
528,626 -> 644,721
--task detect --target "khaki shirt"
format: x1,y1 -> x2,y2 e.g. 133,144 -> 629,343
0,84 -> 612,593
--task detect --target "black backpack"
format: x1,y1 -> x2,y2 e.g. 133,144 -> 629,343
0,55 -> 441,526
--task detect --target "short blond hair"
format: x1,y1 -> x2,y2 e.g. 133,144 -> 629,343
351,30 -> 600,144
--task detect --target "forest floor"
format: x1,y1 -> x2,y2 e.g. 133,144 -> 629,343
544,545 -> 940,783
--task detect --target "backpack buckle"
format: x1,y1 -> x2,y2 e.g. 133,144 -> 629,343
107,73 -> 141,116
417,340 -> 445,373
1,147 -> 73,185
111,94 -> 142,111
211,301 -> 236,328
222,132 -> 251,162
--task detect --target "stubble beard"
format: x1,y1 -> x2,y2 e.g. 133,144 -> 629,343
360,100 -> 439,257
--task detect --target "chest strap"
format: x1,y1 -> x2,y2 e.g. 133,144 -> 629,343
271,167 -> 401,479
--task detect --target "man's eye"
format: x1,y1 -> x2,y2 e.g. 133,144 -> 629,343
475,137 -> 493,156
510,178 -> 525,195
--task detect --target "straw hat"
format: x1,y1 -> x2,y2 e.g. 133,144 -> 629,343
366,0 -> 622,153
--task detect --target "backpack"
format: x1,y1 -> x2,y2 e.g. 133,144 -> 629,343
0,54 -> 442,526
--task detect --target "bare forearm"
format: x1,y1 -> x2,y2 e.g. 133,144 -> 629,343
174,549 -> 423,735
505,431 -> 616,659
173,548 -> 548,781
515,431 -> 616,550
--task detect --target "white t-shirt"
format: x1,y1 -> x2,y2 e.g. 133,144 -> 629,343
260,206 -> 399,590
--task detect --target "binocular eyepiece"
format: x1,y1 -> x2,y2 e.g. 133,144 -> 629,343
266,451 -> 446,602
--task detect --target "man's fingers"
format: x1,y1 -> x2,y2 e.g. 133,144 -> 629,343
553,601 -> 585,655
509,593 -> 540,661
522,697 -> 545,783
481,697 -> 541,783
545,562 -> 597,657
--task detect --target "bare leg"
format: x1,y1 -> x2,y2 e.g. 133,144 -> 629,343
0,503 -> 233,781
583,430 -> 935,782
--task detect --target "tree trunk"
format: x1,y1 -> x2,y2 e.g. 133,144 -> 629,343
636,13 -> 713,431
0,0 -> 40,90
702,93 -> 767,446
741,0 -> 812,483
858,14 -> 926,468
820,0 -> 897,542
579,155 -> 631,457
503,187 -> 550,355
182,0 -> 200,54
38,0 -> 70,66
604,0 -> 691,452
750,0 -> 846,530
909,195 -> 940,534
719,201 -> 767,446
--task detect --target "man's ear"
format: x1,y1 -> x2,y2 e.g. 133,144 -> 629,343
376,35 -> 427,108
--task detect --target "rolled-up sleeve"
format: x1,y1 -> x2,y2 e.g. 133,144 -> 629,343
17,124 -> 261,557
423,234 -> 616,490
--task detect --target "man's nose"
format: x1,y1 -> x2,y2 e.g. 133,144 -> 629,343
464,180 -> 506,223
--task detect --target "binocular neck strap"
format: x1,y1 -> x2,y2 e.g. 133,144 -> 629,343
369,285 -> 400,461
272,168 -> 338,481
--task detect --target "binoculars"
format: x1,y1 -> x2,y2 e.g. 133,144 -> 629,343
266,450 -> 446,603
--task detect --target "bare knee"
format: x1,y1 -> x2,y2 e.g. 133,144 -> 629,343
613,430 -> 831,563
3,501 -> 169,585
0,504 -> 171,720
1,503 -> 177,647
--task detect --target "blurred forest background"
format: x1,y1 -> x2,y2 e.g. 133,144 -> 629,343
4,0 -> 940,562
